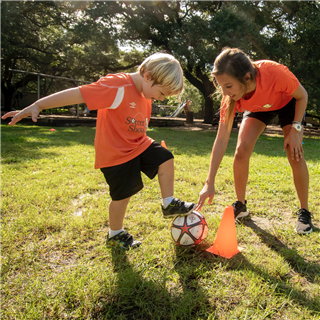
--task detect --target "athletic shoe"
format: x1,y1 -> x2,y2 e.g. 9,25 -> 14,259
295,209 -> 313,234
162,198 -> 196,219
106,231 -> 141,250
232,200 -> 249,219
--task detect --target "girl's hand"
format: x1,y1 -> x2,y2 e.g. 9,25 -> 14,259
195,182 -> 215,211
1,104 -> 41,126
283,128 -> 304,161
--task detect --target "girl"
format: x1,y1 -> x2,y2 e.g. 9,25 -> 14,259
196,47 -> 313,234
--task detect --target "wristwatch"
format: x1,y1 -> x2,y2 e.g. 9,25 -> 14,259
292,121 -> 302,132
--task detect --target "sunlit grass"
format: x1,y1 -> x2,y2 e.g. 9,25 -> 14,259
1,124 -> 320,319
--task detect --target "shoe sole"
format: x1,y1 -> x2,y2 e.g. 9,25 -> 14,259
235,211 -> 250,219
295,227 -> 313,234
220,210 -> 250,219
106,242 -> 141,250
163,205 -> 196,219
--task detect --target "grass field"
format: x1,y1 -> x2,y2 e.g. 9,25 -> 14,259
1,124 -> 319,320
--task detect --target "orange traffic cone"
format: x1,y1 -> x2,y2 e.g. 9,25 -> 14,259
206,206 -> 240,258
161,140 -> 167,149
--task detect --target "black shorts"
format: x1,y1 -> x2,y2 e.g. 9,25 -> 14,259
242,98 -> 296,128
100,142 -> 174,201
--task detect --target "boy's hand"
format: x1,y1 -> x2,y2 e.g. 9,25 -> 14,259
1,104 -> 41,126
195,182 -> 215,211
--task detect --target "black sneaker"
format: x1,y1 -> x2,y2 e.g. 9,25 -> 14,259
162,198 -> 196,219
295,209 -> 313,234
106,231 -> 141,250
232,200 -> 249,219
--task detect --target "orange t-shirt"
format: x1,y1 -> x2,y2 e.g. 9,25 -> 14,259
79,73 -> 154,169
220,60 -> 300,122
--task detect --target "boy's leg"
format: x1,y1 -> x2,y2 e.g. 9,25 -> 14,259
158,158 -> 174,198
109,197 -> 131,231
157,158 -> 195,218
107,196 -> 142,249
139,143 -> 195,218
101,162 -> 144,249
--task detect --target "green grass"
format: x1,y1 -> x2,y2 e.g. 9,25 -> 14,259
1,124 -> 320,320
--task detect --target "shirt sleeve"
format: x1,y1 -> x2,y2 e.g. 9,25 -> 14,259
273,64 -> 299,95
79,76 -> 123,110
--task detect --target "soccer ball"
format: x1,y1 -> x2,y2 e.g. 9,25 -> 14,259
171,211 -> 208,247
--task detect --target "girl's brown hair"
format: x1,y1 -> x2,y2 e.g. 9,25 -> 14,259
212,47 -> 257,130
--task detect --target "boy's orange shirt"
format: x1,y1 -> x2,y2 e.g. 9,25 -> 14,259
220,60 -> 300,122
79,73 -> 154,169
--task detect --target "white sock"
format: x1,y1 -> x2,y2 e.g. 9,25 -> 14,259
162,196 -> 174,208
109,228 -> 124,238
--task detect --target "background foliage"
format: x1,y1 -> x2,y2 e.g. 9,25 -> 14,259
1,1 -> 320,121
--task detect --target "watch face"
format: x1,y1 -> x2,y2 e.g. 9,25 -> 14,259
293,123 -> 301,132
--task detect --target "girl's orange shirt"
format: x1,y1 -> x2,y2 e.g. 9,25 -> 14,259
220,60 -> 300,122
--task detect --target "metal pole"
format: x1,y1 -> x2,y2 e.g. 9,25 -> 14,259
37,74 -> 40,100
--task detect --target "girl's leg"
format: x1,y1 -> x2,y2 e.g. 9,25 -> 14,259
282,125 -> 309,210
233,117 -> 266,203
108,197 -> 131,230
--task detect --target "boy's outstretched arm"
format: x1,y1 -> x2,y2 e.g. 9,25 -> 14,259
1,87 -> 85,126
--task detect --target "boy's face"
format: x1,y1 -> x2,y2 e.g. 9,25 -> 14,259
142,72 -> 174,101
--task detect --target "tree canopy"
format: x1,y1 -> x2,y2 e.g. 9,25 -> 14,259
1,1 -> 142,111
2,1 -> 320,120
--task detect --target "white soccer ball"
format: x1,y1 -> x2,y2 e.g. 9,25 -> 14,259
171,211 -> 208,247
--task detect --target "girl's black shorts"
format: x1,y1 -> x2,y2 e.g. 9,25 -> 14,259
100,141 -> 174,201
242,98 -> 296,128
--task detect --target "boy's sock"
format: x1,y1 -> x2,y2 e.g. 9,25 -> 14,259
162,196 -> 174,208
109,228 -> 124,238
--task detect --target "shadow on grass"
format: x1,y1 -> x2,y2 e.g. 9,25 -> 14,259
88,233 -> 320,319
243,219 -> 320,284
224,252 -> 320,317
205,220 -> 320,316
92,247 -> 212,320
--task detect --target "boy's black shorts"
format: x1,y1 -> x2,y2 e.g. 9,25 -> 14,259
242,98 -> 296,128
100,142 -> 174,201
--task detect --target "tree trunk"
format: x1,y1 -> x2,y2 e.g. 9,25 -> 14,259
184,68 -> 215,124
1,83 -> 16,112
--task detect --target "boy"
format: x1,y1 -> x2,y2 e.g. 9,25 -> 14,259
2,52 -> 196,249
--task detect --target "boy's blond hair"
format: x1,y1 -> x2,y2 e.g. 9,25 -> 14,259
138,52 -> 184,95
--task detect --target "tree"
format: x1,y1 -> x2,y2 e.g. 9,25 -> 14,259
105,1 -> 289,123
285,1 -> 320,117
1,1 -> 142,111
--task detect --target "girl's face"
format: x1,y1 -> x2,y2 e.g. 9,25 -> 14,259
215,73 -> 246,101
141,72 -> 174,101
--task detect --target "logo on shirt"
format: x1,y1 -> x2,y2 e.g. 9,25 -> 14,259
125,113 -> 148,133
262,103 -> 272,109
130,102 -> 136,108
